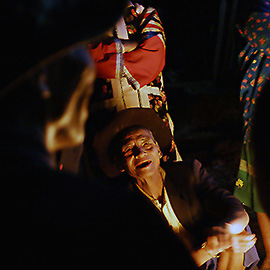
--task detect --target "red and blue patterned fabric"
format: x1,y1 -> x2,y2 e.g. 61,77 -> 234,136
234,0 -> 270,212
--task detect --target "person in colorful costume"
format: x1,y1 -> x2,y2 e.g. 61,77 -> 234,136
234,0 -> 270,269
80,1 -> 181,179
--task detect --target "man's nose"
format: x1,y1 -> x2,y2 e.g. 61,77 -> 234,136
133,145 -> 145,157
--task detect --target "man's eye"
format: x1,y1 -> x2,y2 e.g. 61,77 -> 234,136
122,148 -> 132,156
142,142 -> 152,148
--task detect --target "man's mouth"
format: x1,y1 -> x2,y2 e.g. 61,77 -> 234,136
135,160 -> 152,169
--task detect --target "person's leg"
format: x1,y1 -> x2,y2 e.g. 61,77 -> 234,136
257,212 -> 270,269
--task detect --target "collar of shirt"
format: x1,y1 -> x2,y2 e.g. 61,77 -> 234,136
135,183 -> 183,234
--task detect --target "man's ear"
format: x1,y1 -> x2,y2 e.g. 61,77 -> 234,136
154,140 -> 163,159
158,149 -> 163,159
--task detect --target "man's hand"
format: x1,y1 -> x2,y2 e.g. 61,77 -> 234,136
231,230 -> 257,253
205,224 -> 256,255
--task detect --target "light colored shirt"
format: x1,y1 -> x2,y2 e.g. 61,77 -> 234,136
136,184 -> 184,234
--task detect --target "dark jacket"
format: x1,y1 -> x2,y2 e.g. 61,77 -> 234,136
161,160 -> 245,245
159,160 -> 259,269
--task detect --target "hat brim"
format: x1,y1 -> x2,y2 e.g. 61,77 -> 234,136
93,108 -> 172,178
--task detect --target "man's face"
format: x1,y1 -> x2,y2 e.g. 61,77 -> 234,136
120,128 -> 161,180
45,46 -> 95,152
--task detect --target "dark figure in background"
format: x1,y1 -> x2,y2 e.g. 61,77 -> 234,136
1,1 -> 197,269
233,1 -> 270,268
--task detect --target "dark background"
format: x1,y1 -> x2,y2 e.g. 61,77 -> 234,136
147,0 -> 266,262
148,0 -> 246,192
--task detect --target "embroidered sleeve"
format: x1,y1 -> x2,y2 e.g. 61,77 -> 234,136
88,7 -> 166,86
123,7 -> 166,87
124,35 -> 165,87
89,39 -> 123,79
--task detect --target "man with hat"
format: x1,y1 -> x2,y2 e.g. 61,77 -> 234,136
1,1 -> 199,269
92,107 -> 259,269
70,0 -> 181,178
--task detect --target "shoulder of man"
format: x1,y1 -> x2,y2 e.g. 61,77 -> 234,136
162,159 -> 196,182
162,159 -> 218,197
